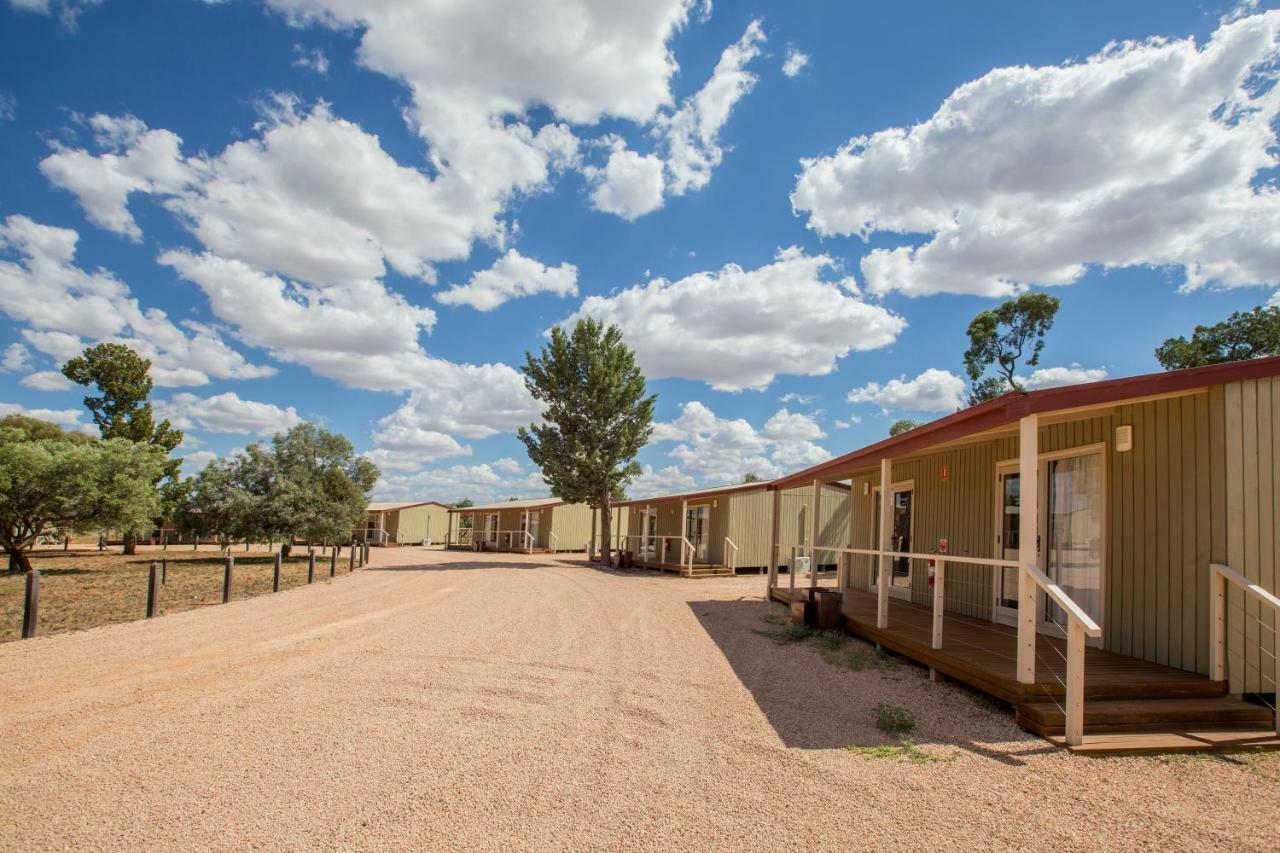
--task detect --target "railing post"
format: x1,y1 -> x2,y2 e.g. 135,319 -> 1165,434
21,569 -> 39,639
789,546 -> 796,593
274,552 -> 283,592
147,562 -> 160,618
877,457 -> 892,629
766,488 -> 780,592
1066,619 -> 1085,746
809,478 -> 822,591
931,559 -> 945,650
1017,414 -> 1039,684
1210,565 -> 1226,681
223,555 -> 234,604
349,543 -> 355,572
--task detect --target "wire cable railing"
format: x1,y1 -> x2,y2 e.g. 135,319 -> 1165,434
1212,563 -> 1280,736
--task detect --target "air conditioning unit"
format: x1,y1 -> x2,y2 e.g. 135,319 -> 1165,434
794,556 -> 811,573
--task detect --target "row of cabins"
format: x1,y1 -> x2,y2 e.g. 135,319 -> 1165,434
364,357 -> 1280,753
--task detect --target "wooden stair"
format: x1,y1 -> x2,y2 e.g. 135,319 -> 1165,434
1017,681 -> 1277,754
1018,696 -> 1273,735
685,564 -> 734,578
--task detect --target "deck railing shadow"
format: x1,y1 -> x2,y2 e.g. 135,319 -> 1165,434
687,597 -> 1045,760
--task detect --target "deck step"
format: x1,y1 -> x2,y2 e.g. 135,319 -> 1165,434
1047,729 -> 1280,756
1018,696 -> 1273,736
1020,678 -> 1230,702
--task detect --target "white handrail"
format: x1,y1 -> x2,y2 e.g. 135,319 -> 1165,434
1026,563 -> 1102,638
548,532 -> 558,552
680,536 -> 694,576
1211,563 -> 1279,737
724,537 -> 738,573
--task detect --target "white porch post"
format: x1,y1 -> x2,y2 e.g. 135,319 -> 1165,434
680,499 -> 689,574
446,511 -> 453,547
766,488 -> 780,594
809,478 -> 822,590
614,508 -> 622,557
877,457 -> 892,629
1017,413 -> 1039,684
644,504 -> 652,562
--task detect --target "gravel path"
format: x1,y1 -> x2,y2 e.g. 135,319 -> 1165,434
0,547 -> 1276,851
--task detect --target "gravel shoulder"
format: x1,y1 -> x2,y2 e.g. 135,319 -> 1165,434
0,547 -> 1276,851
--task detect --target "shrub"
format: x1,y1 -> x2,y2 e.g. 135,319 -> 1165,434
873,702 -> 916,736
814,630 -> 846,652
753,621 -> 815,645
847,741 -> 950,764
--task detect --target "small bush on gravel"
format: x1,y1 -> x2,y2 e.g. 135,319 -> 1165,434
754,622 -> 816,645
814,630 -> 846,652
873,702 -> 916,736
830,646 -> 894,672
847,741 -> 950,765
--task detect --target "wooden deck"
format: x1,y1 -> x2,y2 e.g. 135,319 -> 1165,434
633,558 -> 732,577
771,586 -> 1277,753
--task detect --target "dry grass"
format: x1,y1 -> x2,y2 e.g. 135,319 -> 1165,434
0,546 -> 354,640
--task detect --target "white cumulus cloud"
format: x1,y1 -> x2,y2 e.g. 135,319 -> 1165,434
0,216 -> 273,387
1018,364 -> 1109,390
647,400 -> 831,486
437,249 -> 578,311
560,247 -> 905,391
793,12 -> 1280,300
847,368 -> 967,413
158,392 -> 303,435
782,45 -> 810,77
586,142 -> 667,220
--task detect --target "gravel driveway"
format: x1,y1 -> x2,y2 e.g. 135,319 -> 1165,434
0,547 -> 1276,850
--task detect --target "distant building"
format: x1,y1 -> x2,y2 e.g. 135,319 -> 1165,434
360,501 -> 452,546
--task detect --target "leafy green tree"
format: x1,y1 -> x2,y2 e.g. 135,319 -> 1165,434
966,376 -> 1008,407
888,419 -> 921,437
266,423 -> 378,548
1155,306 -> 1280,370
963,293 -> 1061,405
518,318 -> 655,566
0,425 -> 166,571
62,343 -> 183,552
177,459 -> 246,550
0,414 -> 94,444
741,472 -> 764,483
453,498 -> 474,508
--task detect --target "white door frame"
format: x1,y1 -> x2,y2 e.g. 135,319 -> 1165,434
993,442 -> 1107,642
686,502 -> 711,563
485,513 -> 499,544
870,479 -> 915,600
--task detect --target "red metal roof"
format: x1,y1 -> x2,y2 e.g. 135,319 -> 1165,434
771,354 -> 1280,490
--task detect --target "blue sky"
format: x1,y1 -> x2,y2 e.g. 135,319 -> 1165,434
2,0 -> 1278,502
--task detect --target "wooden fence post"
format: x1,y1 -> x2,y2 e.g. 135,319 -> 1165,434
146,562 -> 160,618
328,548 -> 336,579
21,569 -> 39,639
274,552 -> 283,592
161,557 -> 167,585
223,555 -> 234,603
63,535 -> 69,551
349,543 -> 355,572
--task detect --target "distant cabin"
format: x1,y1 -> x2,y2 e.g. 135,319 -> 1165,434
616,480 -> 851,577
361,501 -> 451,546
447,498 -> 629,554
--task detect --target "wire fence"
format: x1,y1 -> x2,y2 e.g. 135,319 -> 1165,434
3,542 -> 370,642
